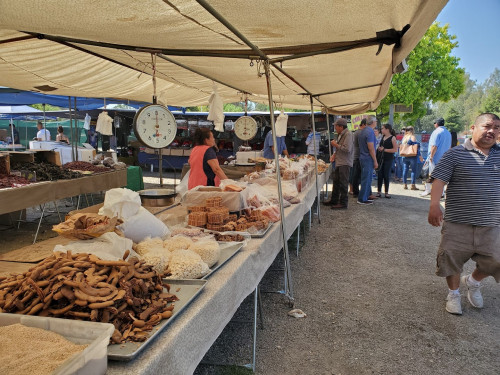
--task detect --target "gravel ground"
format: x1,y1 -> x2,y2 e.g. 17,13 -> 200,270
196,179 -> 500,375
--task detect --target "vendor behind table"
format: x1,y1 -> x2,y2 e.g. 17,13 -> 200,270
188,128 -> 228,189
35,121 -> 51,141
262,128 -> 289,159
56,126 -> 70,144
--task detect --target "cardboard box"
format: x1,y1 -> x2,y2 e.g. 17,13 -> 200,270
36,150 -> 61,166
170,148 -> 184,156
8,151 -> 35,164
0,153 -> 10,175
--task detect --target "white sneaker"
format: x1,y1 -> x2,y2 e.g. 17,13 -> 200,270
446,293 -> 462,315
420,190 -> 431,197
461,275 -> 483,308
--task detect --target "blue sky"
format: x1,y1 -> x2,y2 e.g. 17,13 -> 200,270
436,0 -> 500,84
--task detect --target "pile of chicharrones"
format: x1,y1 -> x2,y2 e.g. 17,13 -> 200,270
0,250 -> 178,344
187,197 -> 270,233
135,227 -> 223,279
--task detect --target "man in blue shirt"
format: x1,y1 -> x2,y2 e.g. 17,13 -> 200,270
305,130 -> 321,156
263,129 -> 289,159
357,115 -> 379,205
421,118 -> 452,196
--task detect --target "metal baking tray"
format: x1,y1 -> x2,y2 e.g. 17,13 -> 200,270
202,241 -> 243,279
107,278 -> 207,361
249,221 -> 274,238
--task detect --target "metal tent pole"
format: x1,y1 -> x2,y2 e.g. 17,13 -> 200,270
263,60 -> 294,306
43,103 -> 47,139
10,118 -> 14,146
74,97 -> 79,161
310,96 -> 321,223
69,97 -> 75,161
325,108 -> 332,200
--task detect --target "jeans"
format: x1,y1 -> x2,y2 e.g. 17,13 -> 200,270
395,156 -> 403,179
377,157 -> 393,193
331,165 -> 351,207
359,158 -> 374,202
351,159 -> 361,195
402,156 -> 418,184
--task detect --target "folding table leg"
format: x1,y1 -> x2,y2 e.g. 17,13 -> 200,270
33,203 -> 46,244
257,286 -> 264,330
53,201 -> 62,222
251,287 -> 258,372
296,224 -> 301,257
17,209 -> 23,229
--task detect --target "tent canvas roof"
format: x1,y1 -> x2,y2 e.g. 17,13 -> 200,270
0,0 -> 447,113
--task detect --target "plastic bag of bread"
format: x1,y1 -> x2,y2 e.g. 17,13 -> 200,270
220,179 -> 246,192
53,213 -> 122,240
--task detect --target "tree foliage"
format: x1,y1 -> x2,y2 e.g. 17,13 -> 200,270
379,22 -> 465,123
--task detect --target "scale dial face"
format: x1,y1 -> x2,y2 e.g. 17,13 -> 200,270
234,116 -> 258,141
133,104 -> 177,148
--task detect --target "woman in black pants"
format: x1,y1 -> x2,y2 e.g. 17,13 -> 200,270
376,124 -> 398,198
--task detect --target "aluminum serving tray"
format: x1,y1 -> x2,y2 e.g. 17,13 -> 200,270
249,221 -> 274,238
107,278 -> 207,361
202,241 -> 243,279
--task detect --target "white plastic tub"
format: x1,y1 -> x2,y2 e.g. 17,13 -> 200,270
0,313 -> 114,375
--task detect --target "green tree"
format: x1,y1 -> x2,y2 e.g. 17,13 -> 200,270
30,104 -> 61,111
444,106 -> 462,133
379,22 -> 465,122
482,86 -> 500,115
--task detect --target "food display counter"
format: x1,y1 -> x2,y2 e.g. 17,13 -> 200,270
107,170 -> 329,374
0,169 -> 127,216
0,159 -> 330,374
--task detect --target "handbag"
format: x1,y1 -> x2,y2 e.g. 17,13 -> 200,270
375,150 -> 384,171
399,142 -> 418,157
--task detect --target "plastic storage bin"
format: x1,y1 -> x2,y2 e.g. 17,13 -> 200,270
0,313 -> 114,375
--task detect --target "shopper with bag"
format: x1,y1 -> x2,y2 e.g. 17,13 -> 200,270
400,126 -> 422,190
376,124 -> 398,198
420,118 -> 451,197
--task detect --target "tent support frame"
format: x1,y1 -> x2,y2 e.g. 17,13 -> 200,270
310,96 -> 320,223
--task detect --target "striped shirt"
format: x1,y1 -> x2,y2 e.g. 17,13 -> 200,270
431,138 -> 500,226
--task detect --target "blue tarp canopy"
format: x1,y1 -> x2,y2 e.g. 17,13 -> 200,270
0,87 -> 157,110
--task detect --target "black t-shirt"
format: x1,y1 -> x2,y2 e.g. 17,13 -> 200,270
379,136 -> 395,161
203,147 -> 217,186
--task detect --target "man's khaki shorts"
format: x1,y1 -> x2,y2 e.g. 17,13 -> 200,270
436,221 -> 500,281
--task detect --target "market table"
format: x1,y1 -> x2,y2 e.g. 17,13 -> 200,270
107,170 -> 329,375
0,169 -> 127,216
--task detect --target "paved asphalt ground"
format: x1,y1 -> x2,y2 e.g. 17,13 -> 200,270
196,180 -> 500,375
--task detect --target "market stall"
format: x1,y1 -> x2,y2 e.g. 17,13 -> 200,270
0,1 -> 447,374
0,165 -> 329,374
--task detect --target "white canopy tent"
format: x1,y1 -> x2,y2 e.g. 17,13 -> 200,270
0,0 -> 446,112
0,1 -> 448,368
